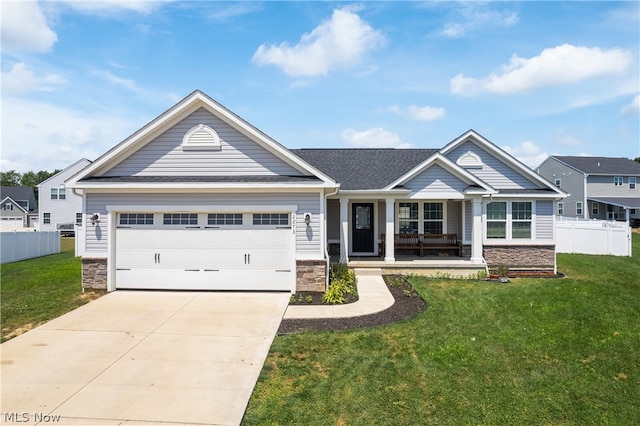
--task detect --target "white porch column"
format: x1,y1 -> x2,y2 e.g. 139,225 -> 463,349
339,198 -> 349,263
385,197 -> 395,263
471,198 -> 484,264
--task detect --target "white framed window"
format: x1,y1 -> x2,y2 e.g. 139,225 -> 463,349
557,202 -> 564,215
253,213 -> 289,226
423,202 -> 443,234
614,176 -> 623,186
630,177 -> 636,190
512,202 -> 532,239
208,213 -> 243,225
576,202 -> 583,216
554,178 -> 561,187
398,202 -> 419,234
486,202 -> 507,239
121,213 -> 154,225
76,213 -> 83,225
50,188 -> 58,200
163,213 -> 197,225
592,203 -> 599,216
44,213 -> 51,224
3,203 -> 13,211
58,188 -> 66,200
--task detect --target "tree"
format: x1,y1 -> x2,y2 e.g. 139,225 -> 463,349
1,170 -> 21,186
634,157 -> 640,164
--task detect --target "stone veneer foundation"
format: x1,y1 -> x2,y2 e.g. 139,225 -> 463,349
81,258 -> 327,293
82,258 -> 108,290
483,245 -> 556,271
296,259 -> 326,293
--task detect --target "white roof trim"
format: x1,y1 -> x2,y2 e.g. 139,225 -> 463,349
67,91 -> 336,188
0,196 -> 29,214
384,152 -> 497,194
441,130 -> 568,198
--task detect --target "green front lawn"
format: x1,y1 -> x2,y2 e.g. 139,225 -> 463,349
1,238 -> 101,342
244,234 -> 640,425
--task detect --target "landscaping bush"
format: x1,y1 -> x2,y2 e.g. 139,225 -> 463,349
322,263 -> 357,304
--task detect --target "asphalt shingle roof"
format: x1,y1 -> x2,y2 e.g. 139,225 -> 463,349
0,186 -> 37,211
553,156 -> 640,175
292,149 -> 438,190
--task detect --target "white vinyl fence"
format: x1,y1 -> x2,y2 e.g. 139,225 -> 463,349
555,218 -> 632,257
1,230 -> 61,264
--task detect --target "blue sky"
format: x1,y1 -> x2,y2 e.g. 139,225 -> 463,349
1,1 -> 639,173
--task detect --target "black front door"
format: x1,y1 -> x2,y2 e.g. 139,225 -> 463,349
352,203 -> 374,253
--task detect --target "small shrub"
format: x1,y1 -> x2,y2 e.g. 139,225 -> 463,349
323,263 -> 357,304
305,295 -> 313,303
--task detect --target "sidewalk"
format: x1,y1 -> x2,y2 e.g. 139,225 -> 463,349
283,269 -> 394,319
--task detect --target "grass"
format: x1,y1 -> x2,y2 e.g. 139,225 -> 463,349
244,234 -> 640,425
1,238 -> 101,342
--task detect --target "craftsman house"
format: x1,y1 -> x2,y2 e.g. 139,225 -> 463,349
67,90 -> 567,293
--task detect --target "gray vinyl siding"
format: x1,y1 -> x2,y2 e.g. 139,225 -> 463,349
446,140 -> 540,189
464,201 -> 472,242
85,192 -> 321,255
537,158 -> 585,218
102,108 -> 301,177
405,164 -> 468,196
447,200 -> 462,237
327,199 -> 340,241
587,175 -> 640,198
535,200 -> 554,240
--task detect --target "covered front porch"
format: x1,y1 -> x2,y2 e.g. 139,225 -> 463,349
326,195 -> 487,272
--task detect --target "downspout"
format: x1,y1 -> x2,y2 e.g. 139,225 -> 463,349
324,185 -> 340,291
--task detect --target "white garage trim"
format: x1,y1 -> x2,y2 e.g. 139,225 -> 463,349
106,205 -> 298,292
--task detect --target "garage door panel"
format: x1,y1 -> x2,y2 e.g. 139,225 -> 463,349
115,226 -> 295,291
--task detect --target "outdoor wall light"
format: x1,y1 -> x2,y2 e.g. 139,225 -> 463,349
91,213 -> 101,225
304,213 -> 311,226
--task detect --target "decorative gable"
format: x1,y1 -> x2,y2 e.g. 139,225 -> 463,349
456,151 -> 483,168
181,124 -> 221,151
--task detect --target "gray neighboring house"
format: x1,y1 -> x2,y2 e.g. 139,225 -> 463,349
38,159 -> 92,235
67,90 -> 567,293
537,156 -> 640,223
0,186 -> 38,229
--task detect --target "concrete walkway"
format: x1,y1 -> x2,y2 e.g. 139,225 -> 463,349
1,291 -> 289,426
284,269 -> 394,319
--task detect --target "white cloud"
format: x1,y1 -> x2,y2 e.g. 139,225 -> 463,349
1,97 -> 137,173
388,105 -> 446,122
435,4 -> 518,39
252,5 -> 386,77
1,62 -> 67,95
451,44 -> 633,96
341,128 -> 412,149
621,94 -> 640,116
501,140 -> 548,169
61,1 -> 168,15
92,69 -> 141,92
0,1 -> 57,53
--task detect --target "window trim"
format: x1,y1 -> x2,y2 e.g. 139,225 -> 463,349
554,178 -> 561,187
43,212 -> 51,224
208,213 -> 243,226
76,212 -> 83,225
591,202 -> 599,216
576,202 -> 583,216
630,177 -> 636,190
120,213 -> 155,226
252,213 -> 289,226
484,200 -> 537,241
557,202 -> 564,215
163,213 -> 198,226
614,176 -> 623,186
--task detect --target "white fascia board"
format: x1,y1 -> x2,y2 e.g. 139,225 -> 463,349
385,152 -> 496,193
441,130 -> 567,197
39,158 -> 92,188
74,182 -> 333,192
1,197 -> 29,214
487,193 -> 565,199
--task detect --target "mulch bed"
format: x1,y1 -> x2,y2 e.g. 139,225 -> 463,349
278,275 -> 427,335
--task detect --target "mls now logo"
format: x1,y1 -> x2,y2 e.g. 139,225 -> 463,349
2,412 -> 61,423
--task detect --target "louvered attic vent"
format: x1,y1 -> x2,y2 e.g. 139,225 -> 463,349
456,151 -> 483,168
182,124 -> 221,151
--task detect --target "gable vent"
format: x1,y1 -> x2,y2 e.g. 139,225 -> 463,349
456,151 -> 483,168
182,124 -> 221,151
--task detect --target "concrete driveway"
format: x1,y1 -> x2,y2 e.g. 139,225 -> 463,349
1,291 -> 290,426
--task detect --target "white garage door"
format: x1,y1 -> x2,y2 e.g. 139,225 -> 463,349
115,212 -> 295,291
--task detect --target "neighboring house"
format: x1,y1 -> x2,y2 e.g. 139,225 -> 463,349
67,90 -> 567,293
38,158 -> 92,235
0,186 -> 38,229
537,156 -> 640,223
